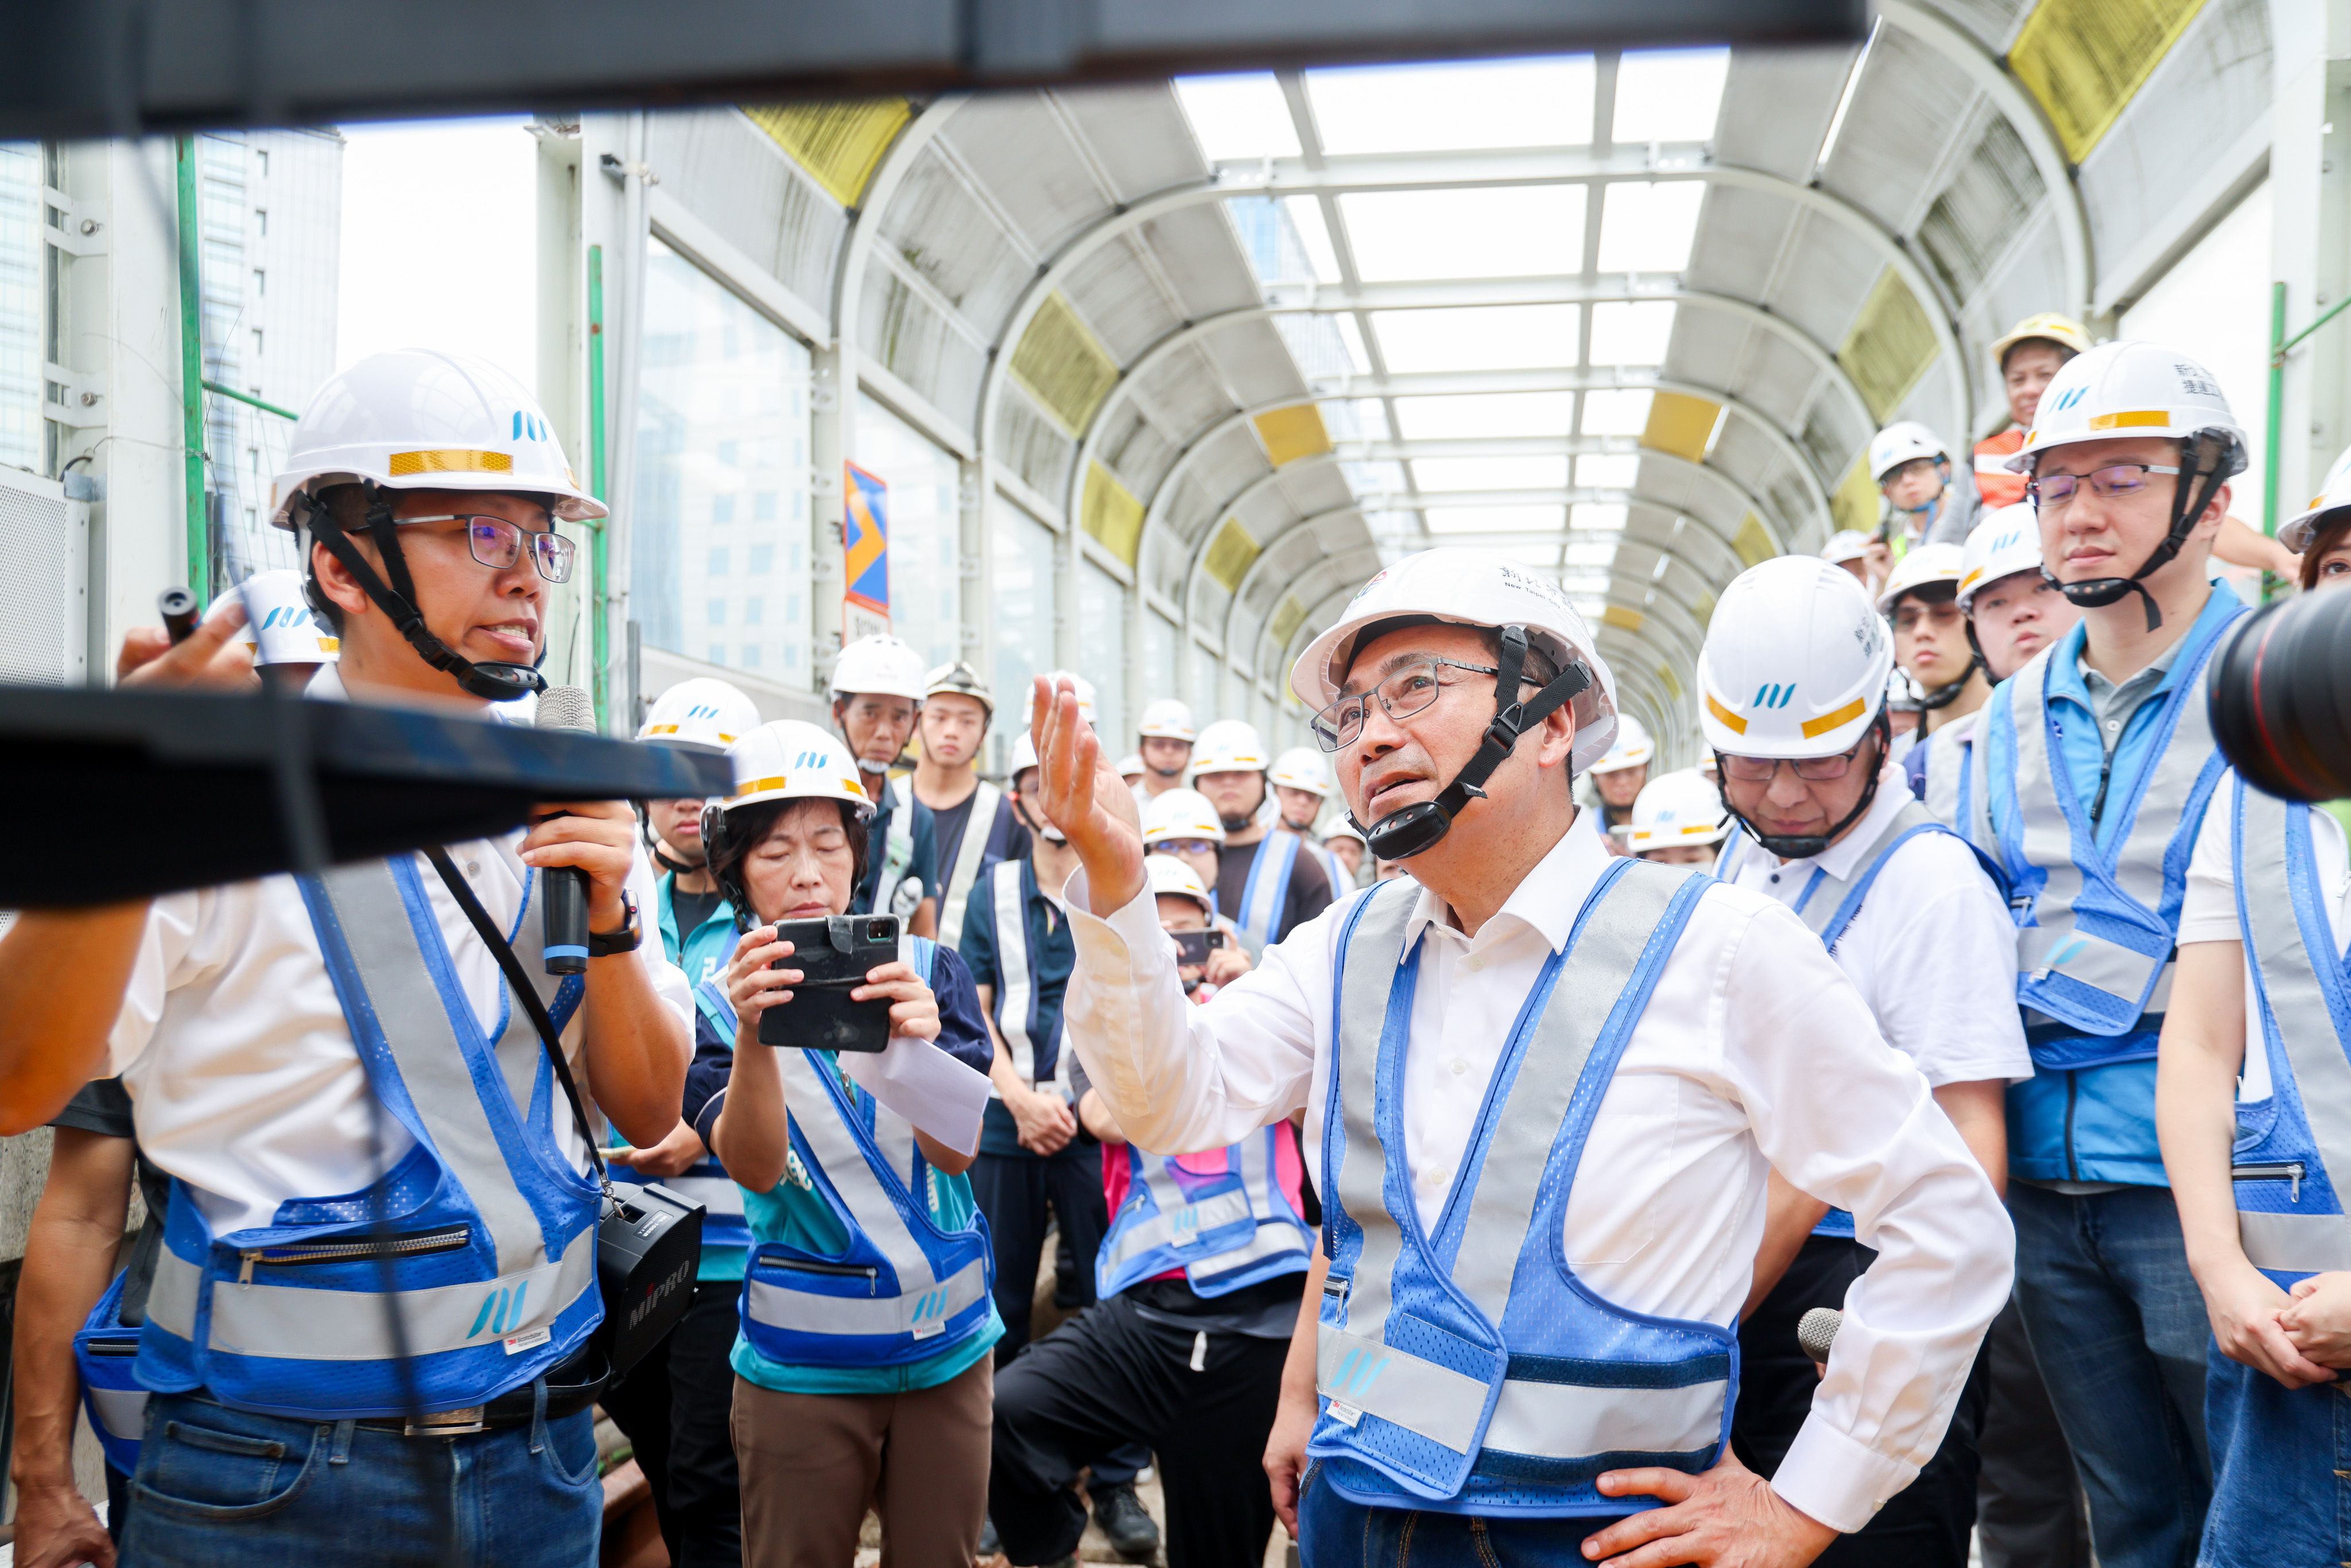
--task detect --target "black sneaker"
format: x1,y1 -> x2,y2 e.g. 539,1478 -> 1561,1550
1092,1480 -> 1161,1563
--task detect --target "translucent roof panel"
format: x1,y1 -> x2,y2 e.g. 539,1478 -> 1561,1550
1580,390 -> 1653,436
1423,504 -> 1565,534
1339,187 -> 1584,281
1332,314 -> 1372,375
1573,503 -> 1630,530
1594,183 -> 1706,273
1371,305 -> 1581,372
1305,56 -> 1596,156
1575,453 -> 1641,487
1171,73 -> 1301,162
1283,196 -> 1342,284
1391,391 -> 1576,440
1588,301 -> 1677,365
1409,455 -> 1569,491
1611,50 -> 1733,144
1564,539 -> 1621,568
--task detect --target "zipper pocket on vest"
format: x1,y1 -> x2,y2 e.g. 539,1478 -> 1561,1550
757,1256 -> 880,1293
83,1337 -> 140,1357
2234,1162 -> 2306,1202
236,1224 -> 471,1285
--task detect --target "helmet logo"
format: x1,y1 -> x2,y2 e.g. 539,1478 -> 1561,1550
2175,365 -> 2220,398
689,704 -> 719,719
792,750 -> 831,768
1752,682 -> 1795,710
258,605 -> 313,630
2051,386 -> 2086,413
511,412 -> 549,443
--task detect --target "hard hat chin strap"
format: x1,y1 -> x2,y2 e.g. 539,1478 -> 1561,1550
301,485 -> 546,702
1718,712 -> 1891,861
2045,441 -> 2232,634
1353,624 -> 1593,863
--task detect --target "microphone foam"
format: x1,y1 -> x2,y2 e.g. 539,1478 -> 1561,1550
536,684 -> 597,735
1797,1307 -> 1842,1364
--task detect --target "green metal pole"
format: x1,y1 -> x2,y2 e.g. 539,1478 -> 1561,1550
176,136 -> 208,606
2265,280 -> 2288,604
588,244 -> 610,724
201,381 -> 298,422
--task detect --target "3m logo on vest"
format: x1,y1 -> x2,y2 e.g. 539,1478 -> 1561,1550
1751,682 -> 1795,710
470,1279 -> 530,1340
910,1285 -> 952,1338
1329,1345 -> 1390,1399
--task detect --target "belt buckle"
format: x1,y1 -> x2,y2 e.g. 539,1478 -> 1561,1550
404,1405 -> 488,1437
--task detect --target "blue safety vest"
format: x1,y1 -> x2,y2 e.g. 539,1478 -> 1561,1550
137,854 -> 602,1419
2227,778 -> 2351,1287
1097,1125 -> 1313,1300
75,1271 -> 145,1473
1233,832 -> 1302,959
1717,799 -> 2002,1238
984,858 -> 1073,1097
1967,599 -> 2240,1069
1311,860 -> 1732,1516
720,940 -> 998,1368
626,880 -> 754,1262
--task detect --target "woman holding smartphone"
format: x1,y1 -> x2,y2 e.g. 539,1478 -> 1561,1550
688,720 -> 1002,1568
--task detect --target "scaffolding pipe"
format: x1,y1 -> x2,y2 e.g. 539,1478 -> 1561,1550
176,136 -> 207,604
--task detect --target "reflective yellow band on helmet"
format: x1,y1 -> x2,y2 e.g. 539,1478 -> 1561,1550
647,723 -> 681,735
1800,697 -> 1867,739
317,637 -> 340,653
2086,411 -> 2171,431
1677,822 -> 1714,836
1958,568 -> 1985,592
388,449 -> 516,476
731,776 -> 790,798
1705,693 -> 1748,734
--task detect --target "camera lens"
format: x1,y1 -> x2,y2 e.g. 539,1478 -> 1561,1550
2208,588 -> 2351,803
868,919 -> 890,940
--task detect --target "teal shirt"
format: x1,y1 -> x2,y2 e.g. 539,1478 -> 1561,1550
730,1050 -> 1004,1395
656,872 -> 758,1283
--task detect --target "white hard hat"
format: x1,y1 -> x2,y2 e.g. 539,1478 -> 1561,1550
1819,530 -> 1873,566
1697,556 -> 1894,759
1145,853 -> 1216,916
1142,787 -> 1225,847
1290,548 -> 1620,775
1116,752 -> 1146,777
231,569 -> 339,663
922,659 -> 994,713
1875,540 -> 1968,615
639,676 -> 762,753
1041,670 -> 1097,727
719,721 -> 874,821
831,634 -> 927,702
1268,747 -> 1332,797
1588,711 -> 1652,775
2007,339 -> 2248,477
1619,768 -> 1729,852
1869,421 -> 1950,482
1189,720 -> 1271,779
1957,504 -> 2045,612
1886,666 -> 1925,712
1139,698 -> 1196,741
2281,443 -> 2351,553
269,348 -> 604,527
1008,728 -> 1041,777
1322,819 -> 1368,848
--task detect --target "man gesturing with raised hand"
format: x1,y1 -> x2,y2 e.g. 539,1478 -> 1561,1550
1029,550 -> 2011,1568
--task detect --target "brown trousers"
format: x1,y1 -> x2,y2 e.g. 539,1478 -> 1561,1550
731,1357 -> 992,1568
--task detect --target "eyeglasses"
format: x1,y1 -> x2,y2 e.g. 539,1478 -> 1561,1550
1153,838 -> 1220,857
1312,658 -> 1527,754
404,514 -> 576,582
2027,463 -> 2181,510
1890,600 -> 1964,632
1718,739 -> 1872,783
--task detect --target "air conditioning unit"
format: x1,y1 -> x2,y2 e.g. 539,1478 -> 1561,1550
0,465 -> 88,686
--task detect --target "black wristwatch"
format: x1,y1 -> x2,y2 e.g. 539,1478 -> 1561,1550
587,889 -> 642,957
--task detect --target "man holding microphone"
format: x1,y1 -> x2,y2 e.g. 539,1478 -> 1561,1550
0,348 -> 692,1567
1027,549 -> 2011,1568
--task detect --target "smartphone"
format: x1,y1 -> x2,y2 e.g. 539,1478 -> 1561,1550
756,913 -> 901,1053
1171,928 -> 1225,967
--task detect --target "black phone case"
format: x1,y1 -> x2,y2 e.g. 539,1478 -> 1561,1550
757,913 -> 901,1053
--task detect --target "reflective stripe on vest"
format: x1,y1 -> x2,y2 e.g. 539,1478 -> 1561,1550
612,973 -> 751,1254
873,786 -> 921,919
1969,607 -> 2237,1069
75,1271 -> 146,1475
937,781 -> 1004,948
1310,861 -> 1730,1516
1923,720 -> 1972,828
1097,1125 -> 1313,1299
989,859 -> 1071,1098
1233,832 -> 1301,959
735,938 -> 997,1365
2230,779 -> 2351,1281
141,853 -> 601,1418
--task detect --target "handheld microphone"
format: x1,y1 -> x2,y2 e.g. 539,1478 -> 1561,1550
158,587 -> 199,645
1798,1307 -> 1842,1365
536,686 -> 598,975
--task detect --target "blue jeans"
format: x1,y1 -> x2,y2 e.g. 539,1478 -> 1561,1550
2008,1183 -> 2210,1568
119,1385 -> 600,1567
2200,1347 -> 2351,1567
1297,1464 -> 1640,1568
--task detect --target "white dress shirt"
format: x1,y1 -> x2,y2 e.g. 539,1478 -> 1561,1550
108,669 -> 692,1236
1063,814 -> 2012,1534
1718,772 -> 2033,1089
2178,779 -> 2351,1101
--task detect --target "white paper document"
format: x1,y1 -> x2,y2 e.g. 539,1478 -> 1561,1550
841,1034 -> 992,1156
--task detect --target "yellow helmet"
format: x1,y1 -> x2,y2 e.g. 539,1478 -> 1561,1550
1990,313 -> 2092,371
